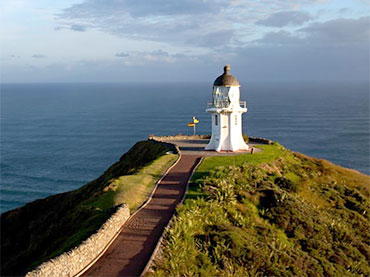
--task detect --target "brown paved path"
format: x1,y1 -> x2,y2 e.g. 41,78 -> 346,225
83,155 -> 202,277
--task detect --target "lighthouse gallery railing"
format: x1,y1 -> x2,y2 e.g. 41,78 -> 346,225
207,101 -> 246,109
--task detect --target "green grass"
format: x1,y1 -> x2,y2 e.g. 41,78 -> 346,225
191,143 -> 286,182
149,143 -> 370,277
187,143 -> 288,200
85,154 -> 178,212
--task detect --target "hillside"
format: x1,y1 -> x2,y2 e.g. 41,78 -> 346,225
1,140 -> 177,276
149,143 -> 370,276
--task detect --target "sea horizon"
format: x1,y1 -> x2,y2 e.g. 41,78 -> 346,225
1,81 -> 369,213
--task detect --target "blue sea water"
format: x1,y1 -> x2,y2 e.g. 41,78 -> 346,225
1,82 -> 369,213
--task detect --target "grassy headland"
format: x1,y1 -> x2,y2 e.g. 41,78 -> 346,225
1,140 -> 177,276
150,143 -> 370,276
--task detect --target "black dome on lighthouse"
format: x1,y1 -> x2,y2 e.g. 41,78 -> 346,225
213,65 -> 240,86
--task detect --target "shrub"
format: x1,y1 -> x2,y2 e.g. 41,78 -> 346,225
274,177 -> 298,192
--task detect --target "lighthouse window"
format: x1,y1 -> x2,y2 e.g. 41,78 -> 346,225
215,115 -> 218,126
235,115 -> 238,125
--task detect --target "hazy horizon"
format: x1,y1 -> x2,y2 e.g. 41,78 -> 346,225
1,80 -> 370,85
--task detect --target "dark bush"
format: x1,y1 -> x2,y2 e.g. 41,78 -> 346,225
259,189 -> 279,208
274,177 -> 297,192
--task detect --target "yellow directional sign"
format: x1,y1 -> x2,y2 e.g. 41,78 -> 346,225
189,116 -> 199,135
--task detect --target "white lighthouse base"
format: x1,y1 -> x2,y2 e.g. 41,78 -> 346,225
205,111 -> 249,152
205,135 -> 249,152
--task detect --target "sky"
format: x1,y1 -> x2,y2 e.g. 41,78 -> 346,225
1,0 -> 369,83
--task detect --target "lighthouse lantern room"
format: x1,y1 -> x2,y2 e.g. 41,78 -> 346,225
205,65 -> 249,152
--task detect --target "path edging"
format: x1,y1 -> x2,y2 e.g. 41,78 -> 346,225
75,151 -> 182,277
26,204 -> 130,277
141,156 -> 204,276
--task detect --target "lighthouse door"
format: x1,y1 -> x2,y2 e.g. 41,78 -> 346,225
220,114 -> 229,149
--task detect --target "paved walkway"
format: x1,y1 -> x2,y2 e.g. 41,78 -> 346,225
83,155 -> 202,277
163,138 -> 262,156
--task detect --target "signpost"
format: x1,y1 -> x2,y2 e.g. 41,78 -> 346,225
188,116 -> 199,135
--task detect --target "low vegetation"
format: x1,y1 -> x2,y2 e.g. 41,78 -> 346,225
150,143 -> 370,276
83,153 -> 177,213
1,140 -> 177,276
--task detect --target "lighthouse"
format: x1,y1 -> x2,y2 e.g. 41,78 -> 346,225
205,65 -> 249,152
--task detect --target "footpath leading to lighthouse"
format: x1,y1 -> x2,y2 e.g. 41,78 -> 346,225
80,137 -> 263,276
82,154 -> 202,277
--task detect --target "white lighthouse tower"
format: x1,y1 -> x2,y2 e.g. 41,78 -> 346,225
205,65 -> 249,152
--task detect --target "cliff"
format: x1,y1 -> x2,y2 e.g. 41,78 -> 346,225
1,140 -> 177,276
149,143 -> 370,276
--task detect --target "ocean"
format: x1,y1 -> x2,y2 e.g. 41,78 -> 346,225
1,82 -> 369,213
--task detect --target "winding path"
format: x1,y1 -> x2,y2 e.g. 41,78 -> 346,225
82,155 -> 202,277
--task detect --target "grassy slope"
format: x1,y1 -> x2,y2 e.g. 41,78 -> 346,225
83,153 -> 177,213
150,143 -> 370,276
1,140 -> 177,276
187,144 -> 285,200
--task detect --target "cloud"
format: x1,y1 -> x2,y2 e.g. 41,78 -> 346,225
54,24 -> 87,32
32,54 -> 47,58
118,0 -> 221,17
186,29 -> 235,47
299,16 -> 369,45
256,11 -> 313,27
254,30 -> 301,45
234,16 -> 370,81
255,16 -> 369,46
61,0 -> 222,19
70,24 -> 86,32
338,8 -> 350,14
120,49 -> 188,64
57,0 -> 333,50
150,49 -> 168,56
115,52 -> 130,58
115,49 -> 183,63
57,0 -> 266,48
